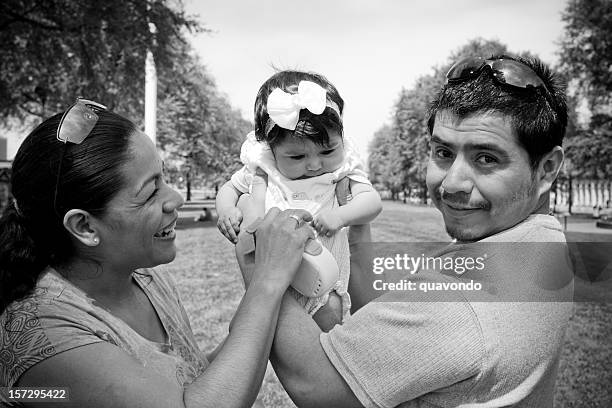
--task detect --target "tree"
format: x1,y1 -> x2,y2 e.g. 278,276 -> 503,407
559,0 -> 612,112
368,124 -> 404,199
391,78 -> 438,203
156,45 -> 250,200
558,0 -> 612,179
1,1 -> 251,200
0,0 -> 202,123
564,114 -> 612,178
446,38 -> 508,68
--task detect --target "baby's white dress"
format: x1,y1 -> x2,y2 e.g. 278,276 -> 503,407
231,131 -> 371,319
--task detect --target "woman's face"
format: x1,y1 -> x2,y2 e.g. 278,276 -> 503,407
96,131 -> 184,270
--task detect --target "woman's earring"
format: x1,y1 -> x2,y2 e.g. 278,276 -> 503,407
93,237 -> 100,245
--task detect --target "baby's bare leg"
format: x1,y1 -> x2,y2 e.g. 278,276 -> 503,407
250,173 -> 267,220
312,291 -> 343,332
237,174 -> 267,227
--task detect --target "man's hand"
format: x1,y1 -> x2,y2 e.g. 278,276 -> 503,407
217,206 -> 243,243
313,209 -> 345,237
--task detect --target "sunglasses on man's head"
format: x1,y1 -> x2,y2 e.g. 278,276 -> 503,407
445,57 -> 550,97
56,98 -> 107,144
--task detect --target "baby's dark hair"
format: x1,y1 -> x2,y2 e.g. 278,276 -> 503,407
427,54 -> 567,169
254,70 -> 344,149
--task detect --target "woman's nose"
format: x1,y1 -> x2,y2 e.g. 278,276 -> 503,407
163,187 -> 184,213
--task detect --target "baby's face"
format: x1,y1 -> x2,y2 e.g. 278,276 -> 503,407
272,130 -> 345,180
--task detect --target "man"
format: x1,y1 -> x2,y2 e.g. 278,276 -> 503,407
243,55 -> 573,407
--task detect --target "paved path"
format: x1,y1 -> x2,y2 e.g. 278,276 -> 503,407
555,214 -> 612,236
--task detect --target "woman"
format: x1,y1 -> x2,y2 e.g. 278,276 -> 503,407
0,99 -> 314,407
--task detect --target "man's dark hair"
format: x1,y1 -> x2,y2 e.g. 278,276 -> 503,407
427,54 -> 567,168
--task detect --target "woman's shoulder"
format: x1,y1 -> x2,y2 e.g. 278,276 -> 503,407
133,267 -> 187,320
2,268 -> 89,316
135,267 -> 180,299
1,268 -> 93,311
0,268 -> 107,387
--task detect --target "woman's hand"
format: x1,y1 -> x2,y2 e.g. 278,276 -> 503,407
250,208 -> 315,292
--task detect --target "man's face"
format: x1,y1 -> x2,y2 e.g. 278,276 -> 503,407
426,111 -> 542,242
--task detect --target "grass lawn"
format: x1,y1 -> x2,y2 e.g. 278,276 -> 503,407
167,201 -> 611,407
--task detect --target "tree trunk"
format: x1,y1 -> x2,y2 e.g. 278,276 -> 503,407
568,174 -> 573,214
186,171 -> 192,202
402,185 -> 410,204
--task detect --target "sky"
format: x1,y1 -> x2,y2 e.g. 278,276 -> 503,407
184,0 -> 568,158
1,0 -> 568,160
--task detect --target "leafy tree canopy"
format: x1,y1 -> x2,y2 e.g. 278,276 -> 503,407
0,0 -> 202,122
1,1 -> 250,194
558,0 -> 612,178
559,0 -> 612,112
156,42 -> 250,192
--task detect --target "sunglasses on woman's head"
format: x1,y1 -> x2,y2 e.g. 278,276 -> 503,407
53,98 -> 107,217
57,98 -> 107,144
445,57 -> 551,97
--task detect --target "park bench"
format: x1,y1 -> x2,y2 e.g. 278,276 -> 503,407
181,199 -> 217,221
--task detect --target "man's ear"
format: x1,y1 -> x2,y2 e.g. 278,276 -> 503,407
63,209 -> 100,247
536,146 -> 564,197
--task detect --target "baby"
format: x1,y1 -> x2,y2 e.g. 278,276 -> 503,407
216,70 -> 381,322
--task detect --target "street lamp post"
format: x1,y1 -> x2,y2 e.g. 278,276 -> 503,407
144,47 -> 157,145
144,5 -> 157,145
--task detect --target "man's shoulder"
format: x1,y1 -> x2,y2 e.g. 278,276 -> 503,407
483,214 -> 565,243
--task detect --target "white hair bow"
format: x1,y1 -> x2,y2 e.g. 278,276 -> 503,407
266,80 -> 328,131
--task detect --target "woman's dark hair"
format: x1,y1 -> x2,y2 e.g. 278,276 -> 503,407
0,110 -> 136,313
427,54 -> 567,169
254,70 -> 344,149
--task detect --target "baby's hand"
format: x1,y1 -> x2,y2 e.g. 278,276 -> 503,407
313,210 -> 345,237
217,207 -> 243,243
